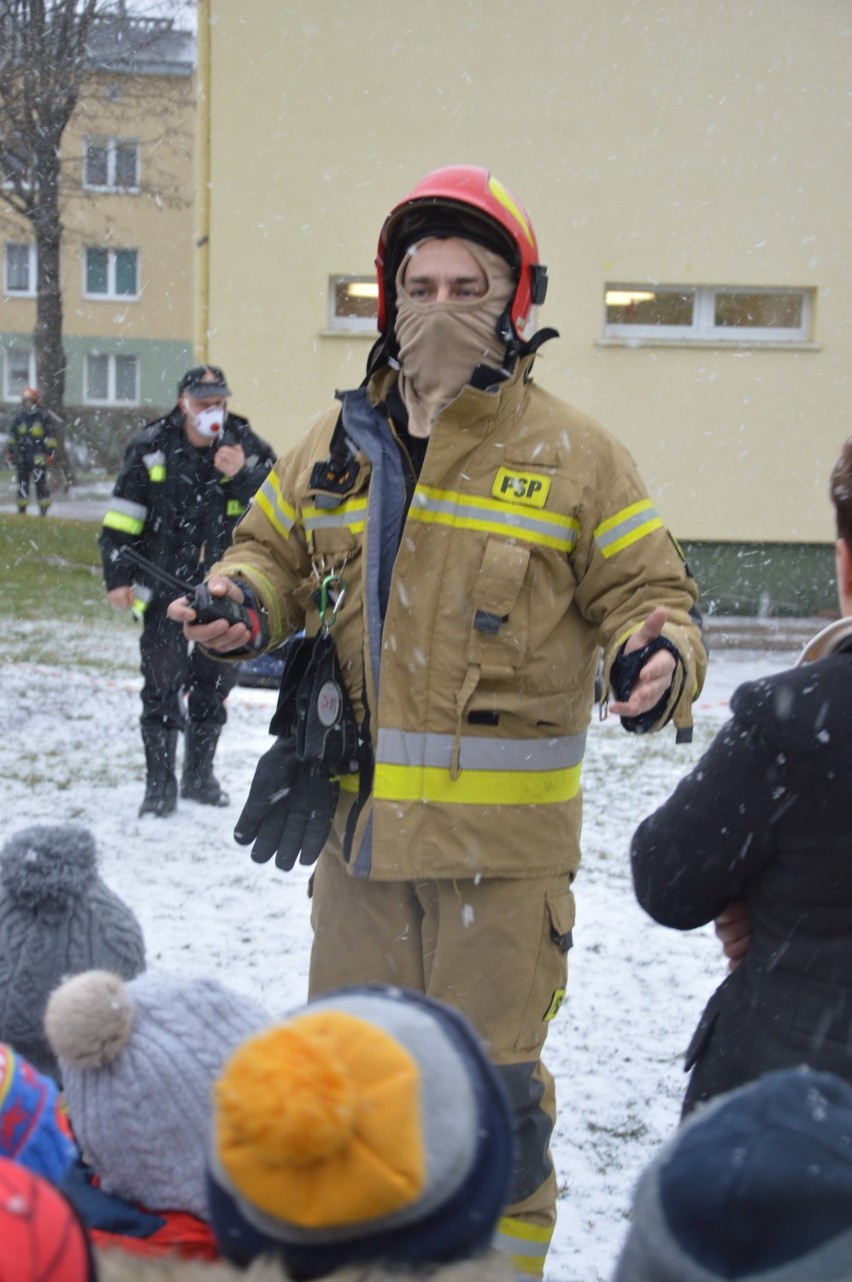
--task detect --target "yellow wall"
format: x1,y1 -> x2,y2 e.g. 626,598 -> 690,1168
62,70 -> 195,342
202,0 -> 852,542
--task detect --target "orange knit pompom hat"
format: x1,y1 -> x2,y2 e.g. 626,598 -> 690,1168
207,985 -> 514,1278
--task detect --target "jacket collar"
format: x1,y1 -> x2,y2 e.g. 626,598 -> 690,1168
796,616 -> 852,664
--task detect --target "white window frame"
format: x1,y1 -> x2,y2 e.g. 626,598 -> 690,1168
3,347 -> 35,402
83,136 -> 140,193
326,274 -> 379,334
83,247 -> 140,301
3,242 -> 37,296
84,351 -> 140,406
602,284 -> 814,345
0,141 -> 34,193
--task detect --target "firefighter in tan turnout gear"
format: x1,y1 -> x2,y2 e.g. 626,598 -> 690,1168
169,166 -> 707,1277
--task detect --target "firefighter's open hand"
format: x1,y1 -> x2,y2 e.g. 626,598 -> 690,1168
715,900 -> 752,972
234,740 -> 337,871
608,607 -> 676,718
167,577 -> 250,651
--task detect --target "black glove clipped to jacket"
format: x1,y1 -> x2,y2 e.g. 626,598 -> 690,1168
234,630 -> 358,872
233,738 -> 339,871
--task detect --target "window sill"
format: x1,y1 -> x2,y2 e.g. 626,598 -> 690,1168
596,337 -> 822,352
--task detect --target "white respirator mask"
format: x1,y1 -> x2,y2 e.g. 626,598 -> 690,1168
193,405 -> 225,440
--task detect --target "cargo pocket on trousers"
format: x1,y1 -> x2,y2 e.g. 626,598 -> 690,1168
514,888 -> 575,1055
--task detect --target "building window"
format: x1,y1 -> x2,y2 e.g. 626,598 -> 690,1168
4,243 -> 37,295
84,138 -> 139,192
84,248 -> 139,299
3,348 -> 35,401
602,285 -> 814,344
0,136 -> 34,192
85,352 -> 139,405
327,275 -> 379,333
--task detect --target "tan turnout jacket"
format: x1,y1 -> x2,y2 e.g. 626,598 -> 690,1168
211,356 -> 706,883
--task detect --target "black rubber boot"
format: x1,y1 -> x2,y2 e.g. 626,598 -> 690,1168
181,722 -> 229,806
139,726 -> 179,817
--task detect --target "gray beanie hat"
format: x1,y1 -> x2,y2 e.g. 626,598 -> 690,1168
0,823 -> 146,1080
612,1067 -> 852,1282
45,969 -> 271,1219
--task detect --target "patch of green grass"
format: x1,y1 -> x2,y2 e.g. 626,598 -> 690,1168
0,514 -> 109,621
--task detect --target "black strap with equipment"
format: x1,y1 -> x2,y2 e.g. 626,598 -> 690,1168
234,574 -> 361,870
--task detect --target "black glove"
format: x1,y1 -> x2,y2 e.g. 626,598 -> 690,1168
234,739 -> 338,871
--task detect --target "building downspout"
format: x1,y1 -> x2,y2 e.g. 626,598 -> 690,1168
194,0 -> 212,363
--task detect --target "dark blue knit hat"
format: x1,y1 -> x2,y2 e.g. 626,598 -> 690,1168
613,1067 -> 852,1281
207,985 -> 514,1278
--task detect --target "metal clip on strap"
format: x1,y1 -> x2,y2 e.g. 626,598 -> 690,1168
318,573 -> 346,632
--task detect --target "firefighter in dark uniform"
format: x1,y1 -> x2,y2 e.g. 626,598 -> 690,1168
100,365 -> 276,818
6,388 -> 57,515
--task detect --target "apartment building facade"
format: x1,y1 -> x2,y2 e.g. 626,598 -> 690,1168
0,13 -> 195,452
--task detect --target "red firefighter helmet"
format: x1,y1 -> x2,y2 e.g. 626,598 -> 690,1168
22,386 -> 40,404
376,165 -> 548,343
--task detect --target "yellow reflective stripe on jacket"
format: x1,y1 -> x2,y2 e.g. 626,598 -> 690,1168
409,484 -> 579,552
594,499 -> 663,559
373,728 -> 585,806
494,1216 -> 553,1277
303,495 -> 368,537
254,471 -> 296,540
102,497 -> 147,536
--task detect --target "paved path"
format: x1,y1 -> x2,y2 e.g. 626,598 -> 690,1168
0,482 -> 112,522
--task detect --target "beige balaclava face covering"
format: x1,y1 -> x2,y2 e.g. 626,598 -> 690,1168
394,237 -> 516,438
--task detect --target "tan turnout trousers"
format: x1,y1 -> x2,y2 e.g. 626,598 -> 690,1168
309,849 -> 574,1276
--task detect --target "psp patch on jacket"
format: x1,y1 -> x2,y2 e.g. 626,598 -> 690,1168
492,467 -> 552,508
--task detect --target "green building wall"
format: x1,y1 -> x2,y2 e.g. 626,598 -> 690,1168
1,332 -> 192,411
684,542 -> 837,619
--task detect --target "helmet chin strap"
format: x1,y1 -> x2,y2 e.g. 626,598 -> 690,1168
498,307 -> 560,374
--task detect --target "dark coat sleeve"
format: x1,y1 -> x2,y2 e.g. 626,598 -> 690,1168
99,434 -> 155,590
630,678 -> 784,929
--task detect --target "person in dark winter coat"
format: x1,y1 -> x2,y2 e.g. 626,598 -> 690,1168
100,365 -> 276,818
0,823 -> 145,1081
6,386 -> 58,515
631,437 -> 852,1116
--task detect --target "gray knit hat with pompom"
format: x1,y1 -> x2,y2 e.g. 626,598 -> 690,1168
0,824 -> 146,1080
45,969 -> 271,1219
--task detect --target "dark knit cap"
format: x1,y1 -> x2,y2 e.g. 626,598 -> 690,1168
0,824 -> 146,1080
613,1067 -> 852,1282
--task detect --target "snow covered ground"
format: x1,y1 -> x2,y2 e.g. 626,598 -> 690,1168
0,605 -> 805,1281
